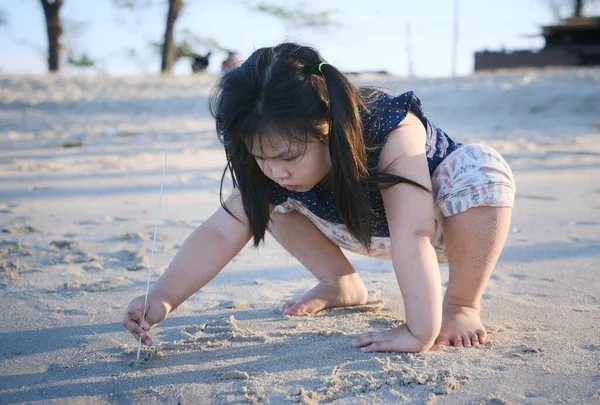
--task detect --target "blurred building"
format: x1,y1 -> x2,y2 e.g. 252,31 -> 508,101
474,16 -> 600,71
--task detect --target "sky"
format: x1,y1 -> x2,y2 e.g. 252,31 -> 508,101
1,0 -> 599,78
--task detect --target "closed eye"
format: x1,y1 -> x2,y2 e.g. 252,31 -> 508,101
252,153 -> 301,162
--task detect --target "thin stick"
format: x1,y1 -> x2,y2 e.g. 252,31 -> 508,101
136,146 -> 169,361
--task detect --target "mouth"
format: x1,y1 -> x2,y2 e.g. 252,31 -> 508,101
282,185 -> 299,191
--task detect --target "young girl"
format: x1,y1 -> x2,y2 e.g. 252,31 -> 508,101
123,43 -> 515,353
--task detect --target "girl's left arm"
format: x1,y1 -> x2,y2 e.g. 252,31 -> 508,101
356,112 -> 442,352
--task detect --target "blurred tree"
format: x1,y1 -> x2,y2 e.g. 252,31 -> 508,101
62,18 -> 102,70
160,0 -> 183,73
115,0 -> 184,74
115,1 -> 335,74
40,0 -> 64,72
149,28 -> 226,62
67,52 -> 96,68
250,2 -> 334,34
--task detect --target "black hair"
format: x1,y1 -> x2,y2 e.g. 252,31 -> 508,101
209,43 -> 430,250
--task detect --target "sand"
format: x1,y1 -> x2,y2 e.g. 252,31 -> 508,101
0,69 -> 599,404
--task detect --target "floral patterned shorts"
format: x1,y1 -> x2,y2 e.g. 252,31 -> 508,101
272,144 -> 515,263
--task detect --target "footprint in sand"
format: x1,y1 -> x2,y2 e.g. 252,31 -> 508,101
52,276 -> 128,294
508,344 -> 546,358
114,248 -> 150,271
0,201 -> 19,214
0,241 -> 32,284
81,276 -> 128,292
2,221 -> 38,234
0,260 -> 26,283
82,262 -> 104,272
118,231 -> 169,243
485,395 -> 513,404
118,232 -> 147,242
50,239 -> 99,263
0,241 -> 33,257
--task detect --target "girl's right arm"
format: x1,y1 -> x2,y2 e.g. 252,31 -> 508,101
151,188 -> 253,310
123,189 -> 255,345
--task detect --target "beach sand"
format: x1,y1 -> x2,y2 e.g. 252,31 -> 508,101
1,69 -> 599,404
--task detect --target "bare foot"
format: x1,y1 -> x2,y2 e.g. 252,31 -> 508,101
435,304 -> 487,348
283,273 -> 368,316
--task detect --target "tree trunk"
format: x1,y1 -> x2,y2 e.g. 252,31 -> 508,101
40,0 -> 63,72
160,0 -> 184,73
574,0 -> 584,17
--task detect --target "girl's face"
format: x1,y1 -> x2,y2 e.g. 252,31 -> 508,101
248,135 -> 331,193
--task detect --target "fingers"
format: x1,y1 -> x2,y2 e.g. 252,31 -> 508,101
352,332 -> 375,348
124,319 -> 154,346
123,318 -> 146,339
352,332 -> 381,349
352,332 -> 396,353
123,306 -> 153,341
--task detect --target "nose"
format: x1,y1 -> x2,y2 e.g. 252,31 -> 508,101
269,162 -> 290,181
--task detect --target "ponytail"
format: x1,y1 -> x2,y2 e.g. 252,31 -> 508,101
318,63 -> 374,249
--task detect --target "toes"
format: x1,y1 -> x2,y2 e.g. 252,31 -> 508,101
476,330 -> 487,344
461,333 -> 472,348
283,303 -> 307,316
282,301 -> 297,314
283,305 -> 297,315
435,333 -> 452,346
450,335 -> 463,347
438,331 -> 485,348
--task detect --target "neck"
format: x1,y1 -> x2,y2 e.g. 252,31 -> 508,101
319,169 -> 334,191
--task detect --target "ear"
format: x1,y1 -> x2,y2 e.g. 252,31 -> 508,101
318,122 -> 330,144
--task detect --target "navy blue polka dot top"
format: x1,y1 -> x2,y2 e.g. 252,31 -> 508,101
269,90 -> 461,237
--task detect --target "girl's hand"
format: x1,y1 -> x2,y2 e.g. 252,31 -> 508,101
351,323 -> 435,353
122,292 -> 171,346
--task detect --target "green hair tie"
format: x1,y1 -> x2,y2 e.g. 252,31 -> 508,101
318,62 -> 328,74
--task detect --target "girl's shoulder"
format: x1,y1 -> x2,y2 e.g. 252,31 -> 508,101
361,89 -> 423,141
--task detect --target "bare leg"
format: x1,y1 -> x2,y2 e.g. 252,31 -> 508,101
269,210 -> 368,315
436,206 -> 512,347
